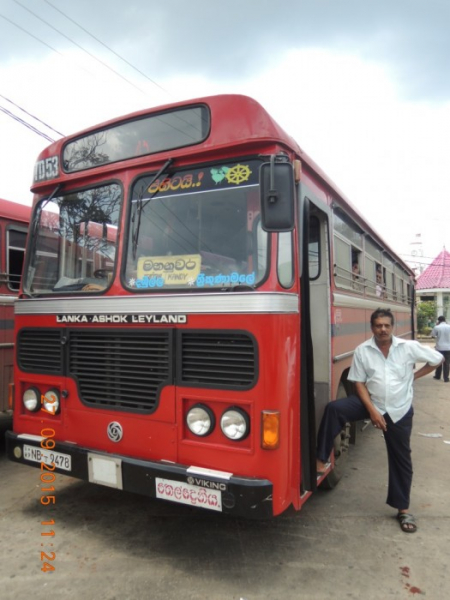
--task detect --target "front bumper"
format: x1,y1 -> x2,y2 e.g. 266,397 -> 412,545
6,431 -> 273,518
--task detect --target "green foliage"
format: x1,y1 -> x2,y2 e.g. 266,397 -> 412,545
417,300 -> 437,333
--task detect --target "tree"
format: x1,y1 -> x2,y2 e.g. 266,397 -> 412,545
416,300 -> 437,332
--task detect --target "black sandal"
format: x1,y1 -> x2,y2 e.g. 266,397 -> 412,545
397,512 -> 417,533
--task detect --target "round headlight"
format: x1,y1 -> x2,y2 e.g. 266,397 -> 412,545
186,404 -> 215,437
43,389 -> 60,415
220,407 -> 250,441
23,387 -> 41,412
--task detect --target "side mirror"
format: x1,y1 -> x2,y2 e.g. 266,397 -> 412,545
260,159 -> 295,232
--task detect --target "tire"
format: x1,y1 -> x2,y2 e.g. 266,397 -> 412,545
321,382 -> 351,490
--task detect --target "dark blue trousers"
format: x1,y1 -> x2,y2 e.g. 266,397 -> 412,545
317,395 -> 413,511
435,350 -> 450,381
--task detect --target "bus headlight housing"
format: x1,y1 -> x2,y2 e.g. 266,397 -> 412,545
23,387 -> 41,412
220,407 -> 250,441
186,404 -> 215,437
42,389 -> 61,415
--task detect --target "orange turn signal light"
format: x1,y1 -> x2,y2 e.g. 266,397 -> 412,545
261,410 -> 280,450
8,383 -> 14,410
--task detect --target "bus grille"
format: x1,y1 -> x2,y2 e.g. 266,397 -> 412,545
69,330 -> 172,412
17,328 -> 257,412
17,329 -> 63,374
179,331 -> 256,388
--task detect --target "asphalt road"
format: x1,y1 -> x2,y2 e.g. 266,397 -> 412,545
1,366 -> 449,600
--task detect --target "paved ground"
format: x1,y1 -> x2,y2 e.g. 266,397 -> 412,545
1,362 -> 449,600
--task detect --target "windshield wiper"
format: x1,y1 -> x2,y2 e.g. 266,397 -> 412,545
25,184 -> 62,297
131,158 -> 173,259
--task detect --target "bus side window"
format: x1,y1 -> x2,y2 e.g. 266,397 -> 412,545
308,215 -> 320,280
7,227 -> 27,291
351,248 -> 362,291
375,263 -> 385,298
332,211 -> 363,290
333,235 -> 352,287
278,231 -> 294,288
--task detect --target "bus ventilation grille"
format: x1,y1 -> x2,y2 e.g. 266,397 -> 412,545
179,331 -> 256,388
17,328 -> 257,412
69,330 -> 172,412
17,329 -> 63,374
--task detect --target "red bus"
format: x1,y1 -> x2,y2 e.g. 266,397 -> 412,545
6,95 -> 414,517
0,198 -> 30,418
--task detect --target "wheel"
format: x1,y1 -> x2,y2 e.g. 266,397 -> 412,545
321,382 -> 351,489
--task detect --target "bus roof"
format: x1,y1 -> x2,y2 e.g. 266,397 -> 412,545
33,94 -> 301,173
31,94 -> 411,274
0,198 -> 31,224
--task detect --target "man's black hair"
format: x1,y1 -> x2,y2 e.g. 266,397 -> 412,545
370,308 -> 394,326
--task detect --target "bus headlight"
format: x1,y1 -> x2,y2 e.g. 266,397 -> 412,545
43,389 -> 61,415
220,407 -> 250,441
23,387 -> 41,412
186,404 -> 215,436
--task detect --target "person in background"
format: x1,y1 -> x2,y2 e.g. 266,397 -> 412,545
431,316 -> 450,382
316,308 -> 443,533
352,261 -> 362,290
376,265 -> 385,298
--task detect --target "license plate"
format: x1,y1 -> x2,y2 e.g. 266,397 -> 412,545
87,453 -> 123,490
23,445 -> 72,471
155,477 -> 222,512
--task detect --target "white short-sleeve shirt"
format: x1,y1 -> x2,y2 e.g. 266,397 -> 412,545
431,322 -> 450,351
348,336 -> 442,422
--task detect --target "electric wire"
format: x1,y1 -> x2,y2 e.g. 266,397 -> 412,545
42,0 -> 171,97
0,105 -> 55,142
12,0 -> 149,97
0,93 -> 64,137
0,11 -> 96,79
0,11 -> 68,59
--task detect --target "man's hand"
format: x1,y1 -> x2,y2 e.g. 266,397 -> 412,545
370,411 -> 387,432
354,381 -> 387,431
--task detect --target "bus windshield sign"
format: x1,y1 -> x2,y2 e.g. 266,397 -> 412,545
126,159 -> 267,291
62,106 -> 209,173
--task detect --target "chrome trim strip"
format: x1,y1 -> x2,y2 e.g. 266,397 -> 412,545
0,343 -> 14,349
333,293 -> 412,313
0,296 -> 17,305
333,350 -> 355,363
333,331 -> 414,362
18,433 -> 43,442
15,292 -> 299,316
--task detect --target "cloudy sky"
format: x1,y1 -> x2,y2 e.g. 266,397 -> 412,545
1,0 -> 449,269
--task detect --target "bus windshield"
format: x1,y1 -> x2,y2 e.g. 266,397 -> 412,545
125,160 -> 268,291
24,183 -> 121,294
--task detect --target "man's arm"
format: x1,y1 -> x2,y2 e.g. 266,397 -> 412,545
354,381 -> 387,431
414,360 -> 443,381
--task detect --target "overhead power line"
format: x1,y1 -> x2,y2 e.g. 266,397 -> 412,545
0,10 -> 96,82
42,0 -> 171,96
0,93 -> 64,137
0,105 -> 55,142
0,11 -> 67,58
12,0 -> 152,97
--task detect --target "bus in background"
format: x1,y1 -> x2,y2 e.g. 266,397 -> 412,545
0,198 -> 30,418
6,95 -> 414,517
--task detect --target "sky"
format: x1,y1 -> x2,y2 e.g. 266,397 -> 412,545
1,0 -> 450,271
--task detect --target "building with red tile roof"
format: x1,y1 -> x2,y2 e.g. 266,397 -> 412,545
416,248 -> 450,320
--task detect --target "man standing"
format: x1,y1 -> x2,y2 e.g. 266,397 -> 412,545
316,308 -> 443,533
431,316 -> 450,382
